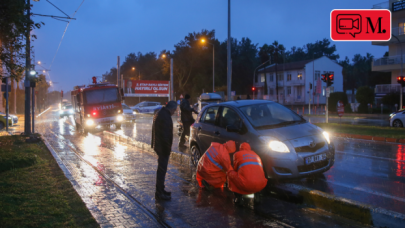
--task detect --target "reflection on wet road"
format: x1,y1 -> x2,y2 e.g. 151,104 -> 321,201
36,107 -> 394,227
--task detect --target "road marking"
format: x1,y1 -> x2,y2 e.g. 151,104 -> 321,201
323,180 -> 405,204
336,151 -> 405,163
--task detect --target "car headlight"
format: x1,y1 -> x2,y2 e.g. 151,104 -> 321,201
59,110 -> 63,114
117,115 -> 123,121
133,111 -> 136,114
269,141 -> 290,153
69,110 -> 74,114
323,131 -> 330,144
86,119 -> 94,126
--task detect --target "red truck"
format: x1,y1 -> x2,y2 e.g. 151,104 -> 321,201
71,77 -> 124,134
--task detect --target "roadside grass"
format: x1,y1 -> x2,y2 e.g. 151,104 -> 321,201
315,123 -> 405,139
0,135 -> 99,228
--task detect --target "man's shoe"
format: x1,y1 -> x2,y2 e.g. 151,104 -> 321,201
163,190 -> 171,196
202,179 -> 214,191
155,191 -> 171,200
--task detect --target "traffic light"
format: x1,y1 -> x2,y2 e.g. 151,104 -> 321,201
397,76 -> 405,86
252,87 -> 255,91
321,73 -> 334,87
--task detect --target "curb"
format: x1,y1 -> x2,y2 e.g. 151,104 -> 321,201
276,183 -> 405,228
333,132 -> 404,144
102,131 -> 191,165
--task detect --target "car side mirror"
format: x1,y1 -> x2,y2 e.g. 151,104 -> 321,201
226,125 -> 240,133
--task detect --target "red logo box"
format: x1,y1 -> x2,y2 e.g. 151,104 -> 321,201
331,9 -> 391,41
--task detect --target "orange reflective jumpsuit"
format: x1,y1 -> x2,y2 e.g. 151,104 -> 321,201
228,143 -> 268,195
196,141 -> 236,188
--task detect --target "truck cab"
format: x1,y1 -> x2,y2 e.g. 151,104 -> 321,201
71,81 -> 124,133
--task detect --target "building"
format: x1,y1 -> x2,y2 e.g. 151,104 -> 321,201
253,56 -> 343,106
371,0 -> 405,106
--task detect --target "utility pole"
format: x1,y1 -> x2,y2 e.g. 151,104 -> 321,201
227,0 -> 232,101
5,77 -> 9,131
170,58 -> 173,100
393,34 -> 403,110
24,0 -> 32,135
117,56 -> 120,89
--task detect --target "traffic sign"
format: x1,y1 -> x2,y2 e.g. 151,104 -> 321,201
326,87 -> 331,97
337,100 -> 344,117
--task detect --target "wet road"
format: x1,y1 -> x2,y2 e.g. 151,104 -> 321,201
115,114 -> 405,215
34,107 -> 367,228
304,116 -> 390,127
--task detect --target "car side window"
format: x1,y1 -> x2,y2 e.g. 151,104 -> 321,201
202,106 -> 219,125
219,107 -> 242,129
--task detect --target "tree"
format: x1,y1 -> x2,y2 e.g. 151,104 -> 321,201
0,0 -> 44,80
356,86 -> 374,113
35,74 -> 50,112
328,92 -> 348,112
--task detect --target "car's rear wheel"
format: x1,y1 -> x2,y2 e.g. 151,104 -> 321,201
191,144 -> 202,167
393,119 -> 403,127
0,121 -> 4,130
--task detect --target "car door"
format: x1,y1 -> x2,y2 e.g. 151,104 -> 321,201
216,106 -> 248,148
197,106 -> 221,153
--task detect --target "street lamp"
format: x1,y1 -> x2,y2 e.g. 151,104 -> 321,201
162,54 -> 173,100
37,61 -> 41,64
200,38 -> 215,92
392,34 -> 403,110
132,67 -> 135,70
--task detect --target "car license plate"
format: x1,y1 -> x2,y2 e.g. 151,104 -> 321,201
305,153 -> 327,165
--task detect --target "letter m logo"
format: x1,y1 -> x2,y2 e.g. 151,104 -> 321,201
366,17 -> 383,33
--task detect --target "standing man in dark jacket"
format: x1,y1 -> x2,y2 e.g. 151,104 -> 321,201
152,101 -> 177,200
179,94 -> 198,149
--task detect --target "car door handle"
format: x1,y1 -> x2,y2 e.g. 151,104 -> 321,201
214,131 -> 220,136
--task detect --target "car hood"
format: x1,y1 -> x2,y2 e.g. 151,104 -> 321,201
123,109 -> 133,114
256,122 -> 321,141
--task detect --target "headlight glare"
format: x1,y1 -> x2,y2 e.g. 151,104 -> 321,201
86,119 -> 94,126
323,131 -> 330,144
69,110 -> 74,114
269,141 -> 290,153
117,115 -> 123,121
59,110 -> 63,114
133,111 -> 136,114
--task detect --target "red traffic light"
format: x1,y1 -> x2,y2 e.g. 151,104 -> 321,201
321,74 -> 327,82
329,74 -> 334,80
92,76 -> 97,84
92,111 -> 97,116
252,87 -> 255,91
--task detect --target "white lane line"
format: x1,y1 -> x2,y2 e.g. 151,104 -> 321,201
324,180 -> 405,203
336,151 -> 405,163
36,107 -> 51,117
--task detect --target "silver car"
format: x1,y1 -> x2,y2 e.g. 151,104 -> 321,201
122,103 -> 136,121
189,100 -> 335,179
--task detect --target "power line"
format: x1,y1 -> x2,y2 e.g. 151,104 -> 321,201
49,0 -> 86,69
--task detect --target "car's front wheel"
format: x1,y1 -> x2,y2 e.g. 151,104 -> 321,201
393,119 -> 403,127
191,144 -> 202,167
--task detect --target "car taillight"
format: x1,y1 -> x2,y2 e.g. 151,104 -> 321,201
92,111 -> 97,116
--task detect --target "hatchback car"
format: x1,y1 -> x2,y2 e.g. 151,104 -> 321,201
390,110 -> 405,127
59,104 -> 74,118
131,101 -> 162,115
0,112 -> 18,124
189,100 -> 335,180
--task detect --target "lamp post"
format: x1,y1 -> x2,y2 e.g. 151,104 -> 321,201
200,38 -> 215,92
162,54 -> 173,100
392,34 -> 403,110
227,0 -> 232,101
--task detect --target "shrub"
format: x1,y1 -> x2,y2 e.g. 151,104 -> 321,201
356,86 -> 374,105
328,92 -> 348,112
344,103 -> 353,113
381,93 -> 400,106
357,103 -> 370,113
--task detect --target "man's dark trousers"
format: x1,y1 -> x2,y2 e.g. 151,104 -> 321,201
156,151 -> 170,193
179,121 -> 192,146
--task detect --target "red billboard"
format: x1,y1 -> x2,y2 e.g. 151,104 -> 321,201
124,80 -> 169,97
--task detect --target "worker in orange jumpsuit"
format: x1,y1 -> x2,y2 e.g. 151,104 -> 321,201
227,142 -> 268,204
196,140 -> 236,190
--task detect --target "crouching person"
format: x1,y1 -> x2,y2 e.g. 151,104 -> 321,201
228,142 -> 268,205
196,140 -> 236,190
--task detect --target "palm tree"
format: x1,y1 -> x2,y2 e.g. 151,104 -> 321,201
269,41 -> 285,102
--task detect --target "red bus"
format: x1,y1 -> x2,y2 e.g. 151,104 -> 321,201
71,78 -> 124,134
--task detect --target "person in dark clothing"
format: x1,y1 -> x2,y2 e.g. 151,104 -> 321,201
246,94 -> 251,99
152,101 -> 177,200
179,94 -> 198,149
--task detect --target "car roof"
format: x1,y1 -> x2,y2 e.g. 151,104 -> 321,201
217,100 -> 274,107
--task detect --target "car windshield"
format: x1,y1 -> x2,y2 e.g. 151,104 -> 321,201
64,105 -> 73,109
122,104 -> 130,109
239,102 -> 305,129
84,88 -> 119,105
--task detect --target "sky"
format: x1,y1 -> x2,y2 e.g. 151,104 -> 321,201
32,0 -> 388,91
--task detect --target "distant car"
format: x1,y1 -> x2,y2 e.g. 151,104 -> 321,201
0,112 -> 18,124
189,100 -> 335,180
131,101 -> 162,115
122,103 -> 136,121
390,110 -> 405,127
193,102 -> 209,110
59,104 -> 74,118
0,115 -> 13,130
